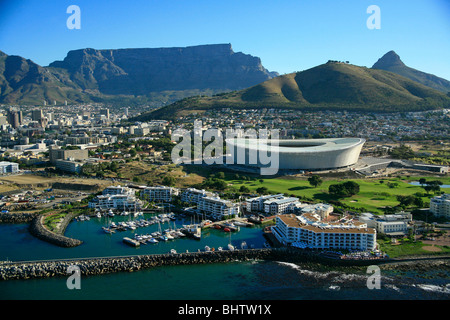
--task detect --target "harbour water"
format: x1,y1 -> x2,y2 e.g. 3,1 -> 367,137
0,214 -> 449,300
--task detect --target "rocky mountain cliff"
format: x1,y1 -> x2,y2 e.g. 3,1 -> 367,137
0,44 -> 278,105
48,44 -> 278,95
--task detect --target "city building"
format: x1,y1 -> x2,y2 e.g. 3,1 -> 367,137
55,159 -> 84,174
245,194 -> 284,212
263,197 -> 300,215
181,188 -> 216,205
197,196 -> 240,220
88,194 -> 142,211
0,161 -> 19,174
430,194 -> 450,218
295,203 -> 334,220
140,186 -> 179,202
102,185 -> 135,196
358,212 -> 412,237
49,146 -> 89,164
272,213 -> 377,251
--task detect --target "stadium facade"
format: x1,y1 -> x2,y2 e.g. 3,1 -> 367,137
226,137 -> 365,171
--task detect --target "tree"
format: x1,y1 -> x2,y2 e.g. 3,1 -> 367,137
239,185 -> 250,193
162,176 -> 176,187
256,186 -> 269,195
308,175 -> 323,188
328,181 -> 360,197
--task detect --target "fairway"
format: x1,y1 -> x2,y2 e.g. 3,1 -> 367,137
230,176 -> 450,214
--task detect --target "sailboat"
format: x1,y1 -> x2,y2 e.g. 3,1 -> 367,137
227,232 -> 235,251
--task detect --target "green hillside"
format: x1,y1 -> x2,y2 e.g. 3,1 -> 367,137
133,62 -> 450,121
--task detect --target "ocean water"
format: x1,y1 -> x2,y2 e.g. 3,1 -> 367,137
0,215 -> 449,301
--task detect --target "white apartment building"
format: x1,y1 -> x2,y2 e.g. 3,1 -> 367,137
88,194 -> 142,211
197,196 -> 240,220
140,186 -> 179,203
245,194 -> 284,212
272,213 -> 376,251
358,212 -> 411,236
181,188 -> 216,205
264,197 -> 300,215
430,194 -> 450,218
298,203 -> 334,220
102,185 -> 134,196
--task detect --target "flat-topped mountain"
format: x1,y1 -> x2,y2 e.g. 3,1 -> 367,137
48,44 -> 278,95
0,44 -> 278,105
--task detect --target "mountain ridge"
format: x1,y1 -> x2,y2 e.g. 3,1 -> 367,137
132,61 -> 450,121
372,50 -> 450,93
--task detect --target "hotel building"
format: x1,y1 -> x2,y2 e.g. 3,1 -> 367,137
272,213 -> 376,251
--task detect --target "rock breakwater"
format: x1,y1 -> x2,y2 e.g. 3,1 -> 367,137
28,213 -> 83,248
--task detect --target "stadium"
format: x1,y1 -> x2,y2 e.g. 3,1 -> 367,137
225,137 -> 365,171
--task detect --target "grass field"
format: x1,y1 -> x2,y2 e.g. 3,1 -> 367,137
228,175 -> 450,214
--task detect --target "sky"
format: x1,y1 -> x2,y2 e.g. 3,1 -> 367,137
0,0 -> 449,80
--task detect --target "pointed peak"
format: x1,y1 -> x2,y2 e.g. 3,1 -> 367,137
372,50 -> 405,69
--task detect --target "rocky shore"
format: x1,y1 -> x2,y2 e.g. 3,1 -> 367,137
0,212 -> 37,224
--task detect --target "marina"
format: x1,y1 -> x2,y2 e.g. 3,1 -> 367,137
42,210 -> 270,258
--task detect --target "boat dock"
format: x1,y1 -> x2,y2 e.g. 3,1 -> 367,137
123,237 -> 141,247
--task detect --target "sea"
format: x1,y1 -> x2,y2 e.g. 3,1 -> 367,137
0,213 -> 449,304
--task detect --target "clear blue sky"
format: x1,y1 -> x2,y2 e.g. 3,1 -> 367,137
1,0 -> 449,79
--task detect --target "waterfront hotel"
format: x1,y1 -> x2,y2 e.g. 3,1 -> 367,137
272,213 -> 377,251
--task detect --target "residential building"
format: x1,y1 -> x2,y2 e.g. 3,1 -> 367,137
197,196 -> 240,220
245,194 -> 284,212
272,213 -> 376,251
264,197 -> 300,215
141,186 -> 179,202
430,194 -> 450,218
181,188 -> 216,205
88,194 -> 142,211
102,185 -> 135,196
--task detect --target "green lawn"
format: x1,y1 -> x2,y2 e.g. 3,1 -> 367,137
228,175 -> 450,214
377,239 -> 450,258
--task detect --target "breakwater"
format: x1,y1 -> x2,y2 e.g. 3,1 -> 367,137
0,212 -> 36,224
28,213 -> 83,248
0,248 -> 393,281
